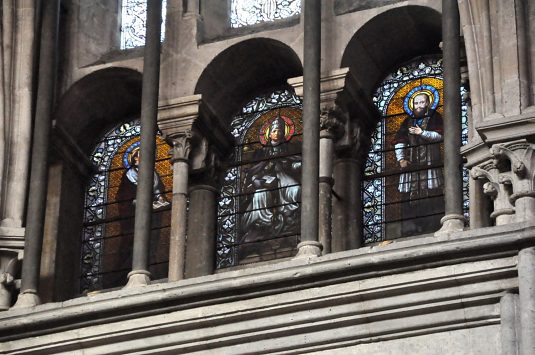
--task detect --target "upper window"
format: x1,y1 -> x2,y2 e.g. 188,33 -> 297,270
217,89 -> 303,268
362,56 -> 469,244
80,120 -> 172,294
120,0 -> 167,49
230,0 -> 301,28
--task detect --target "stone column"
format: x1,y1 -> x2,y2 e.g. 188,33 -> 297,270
318,108 -> 343,254
14,0 -> 59,308
167,132 -> 192,282
490,141 -> 535,222
471,162 -> 515,225
126,0 -> 162,288
436,0 -> 465,236
332,157 -> 361,251
500,292 -> 519,355
297,0 -> 322,258
185,184 -> 217,278
518,247 -> 535,355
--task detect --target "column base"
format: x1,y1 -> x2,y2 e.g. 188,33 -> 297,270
294,241 -> 323,259
12,289 -> 40,308
434,214 -> 466,237
124,270 -> 151,289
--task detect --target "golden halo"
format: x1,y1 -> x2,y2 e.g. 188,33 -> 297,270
408,90 -> 434,112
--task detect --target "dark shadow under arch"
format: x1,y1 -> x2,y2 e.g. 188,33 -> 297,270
195,38 -> 303,127
341,5 -> 442,98
55,67 -> 143,155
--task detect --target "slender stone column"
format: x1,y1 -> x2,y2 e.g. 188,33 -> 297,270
471,162 -> 515,226
332,157 -> 361,251
168,132 -> 192,282
318,108 -> 343,255
319,133 -> 334,255
500,292 -> 519,355
185,184 -> 217,278
490,141 -> 535,223
126,0 -> 162,288
518,247 -> 535,355
296,0 -> 322,258
13,0 -> 60,308
436,0 -> 465,236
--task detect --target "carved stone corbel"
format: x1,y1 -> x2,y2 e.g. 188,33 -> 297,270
490,140 -> 535,221
471,161 -> 515,225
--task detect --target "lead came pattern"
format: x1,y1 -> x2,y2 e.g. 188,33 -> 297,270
217,89 -> 302,268
364,56 -> 470,244
230,0 -> 301,28
120,0 -> 167,49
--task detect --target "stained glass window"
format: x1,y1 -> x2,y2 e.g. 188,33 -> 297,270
230,0 -> 301,28
80,120 -> 173,293
217,89 -> 303,268
363,56 -> 469,244
120,0 -> 167,49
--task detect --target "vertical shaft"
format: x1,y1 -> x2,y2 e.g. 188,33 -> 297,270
128,0 -> 162,285
518,247 -> 535,355
299,0 -> 321,247
318,132 -> 334,254
442,0 -> 463,217
185,185 -> 217,278
14,0 -> 60,307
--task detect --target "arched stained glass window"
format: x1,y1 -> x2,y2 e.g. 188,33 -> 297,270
81,120 -> 172,293
217,89 -> 303,268
120,0 -> 167,49
363,56 -> 469,244
230,0 -> 301,28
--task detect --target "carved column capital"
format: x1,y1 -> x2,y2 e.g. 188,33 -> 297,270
169,131 -> 193,163
490,140 -> 535,204
471,160 -> 515,223
319,107 -> 345,139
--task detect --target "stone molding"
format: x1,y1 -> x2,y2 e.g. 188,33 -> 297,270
471,161 -> 515,224
490,140 -> 535,204
169,130 -> 193,163
0,222 -> 532,351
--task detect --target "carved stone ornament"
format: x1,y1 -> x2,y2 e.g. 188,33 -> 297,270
319,107 -> 345,139
170,130 -> 193,163
471,161 -> 515,223
490,140 -> 535,204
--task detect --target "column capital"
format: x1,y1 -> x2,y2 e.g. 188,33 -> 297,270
319,106 -> 345,139
169,130 -> 193,163
490,140 -> 535,203
471,160 -> 515,223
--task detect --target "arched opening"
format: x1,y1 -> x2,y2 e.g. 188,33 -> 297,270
194,39 -> 304,268
41,68 -> 144,301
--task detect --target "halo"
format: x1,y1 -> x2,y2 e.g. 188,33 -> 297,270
123,141 -> 141,169
403,85 -> 440,115
259,114 -> 295,145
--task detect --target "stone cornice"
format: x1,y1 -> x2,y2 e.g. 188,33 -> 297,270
0,222 -> 532,347
475,110 -> 535,145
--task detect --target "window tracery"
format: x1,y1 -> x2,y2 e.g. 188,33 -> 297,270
81,120 -> 172,293
363,56 -> 469,244
230,0 -> 301,28
217,89 -> 303,268
120,0 -> 167,49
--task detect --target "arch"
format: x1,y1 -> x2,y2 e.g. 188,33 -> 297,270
55,67 -> 143,155
195,38 -> 303,127
341,5 -> 442,97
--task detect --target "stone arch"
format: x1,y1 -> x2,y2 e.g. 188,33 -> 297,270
195,38 -> 303,127
55,67 -> 143,154
341,5 -> 442,98
41,67 -> 142,302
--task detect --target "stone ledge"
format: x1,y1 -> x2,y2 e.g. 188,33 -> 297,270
0,223 -> 531,347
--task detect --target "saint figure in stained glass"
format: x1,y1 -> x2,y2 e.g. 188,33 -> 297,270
394,88 -> 444,235
121,144 -> 170,209
240,112 -> 301,254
